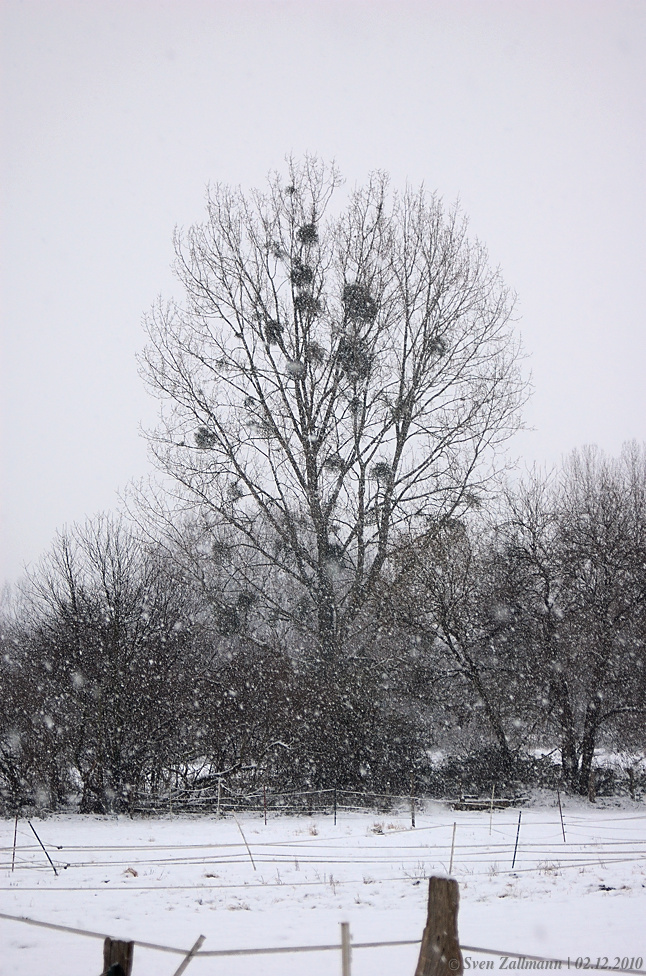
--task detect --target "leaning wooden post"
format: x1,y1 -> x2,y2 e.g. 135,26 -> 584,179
414,877 -> 463,976
26,819 -> 58,877
511,811 -> 522,869
172,935 -> 206,976
557,788 -> 566,843
103,937 -> 134,976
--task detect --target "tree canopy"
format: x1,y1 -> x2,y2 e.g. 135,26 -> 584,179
140,157 -> 527,660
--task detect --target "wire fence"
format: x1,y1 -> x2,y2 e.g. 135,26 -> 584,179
3,806 -> 645,974
133,782 -> 418,816
125,779 -> 538,818
5,912 -> 644,976
1,910 -> 643,975
3,798 -> 645,879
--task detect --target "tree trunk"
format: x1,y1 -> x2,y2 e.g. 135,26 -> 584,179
316,591 -> 338,660
466,661 -> 511,761
551,676 -> 579,790
577,700 -> 599,796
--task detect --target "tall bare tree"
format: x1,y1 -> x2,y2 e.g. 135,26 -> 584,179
140,156 -> 527,661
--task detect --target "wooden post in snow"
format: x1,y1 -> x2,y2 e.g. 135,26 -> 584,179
448,822 -> 456,875
557,788 -> 566,843
511,811 -> 522,869
341,921 -> 352,976
172,935 -> 206,976
103,937 -> 134,976
414,877 -> 463,976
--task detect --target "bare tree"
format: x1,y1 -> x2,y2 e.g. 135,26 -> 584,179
499,443 -> 646,793
556,444 -> 646,790
379,517 -> 534,765
15,515 -> 200,812
140,156 -> 527,661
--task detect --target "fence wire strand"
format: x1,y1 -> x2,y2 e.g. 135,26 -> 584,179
1,910 -> 643,974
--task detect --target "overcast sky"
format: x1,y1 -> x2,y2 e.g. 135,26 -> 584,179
2,0 -> 645,588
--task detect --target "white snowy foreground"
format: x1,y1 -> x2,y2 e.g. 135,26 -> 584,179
1,798 -> 645,976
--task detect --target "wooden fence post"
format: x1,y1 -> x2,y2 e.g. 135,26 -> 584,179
103,937 -> 134,976
341,921 -> 352,976
414,876 -> 463,976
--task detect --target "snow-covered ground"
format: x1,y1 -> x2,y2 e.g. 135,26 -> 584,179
1,798 -> 645,975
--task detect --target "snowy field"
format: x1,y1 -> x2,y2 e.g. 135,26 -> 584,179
1,799 -> 645,976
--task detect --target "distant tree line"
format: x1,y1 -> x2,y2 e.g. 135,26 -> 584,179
1,443 -> 644,814
2,160 -> 644,812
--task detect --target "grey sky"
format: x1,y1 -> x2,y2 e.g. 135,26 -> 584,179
2,0 -> 645,587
